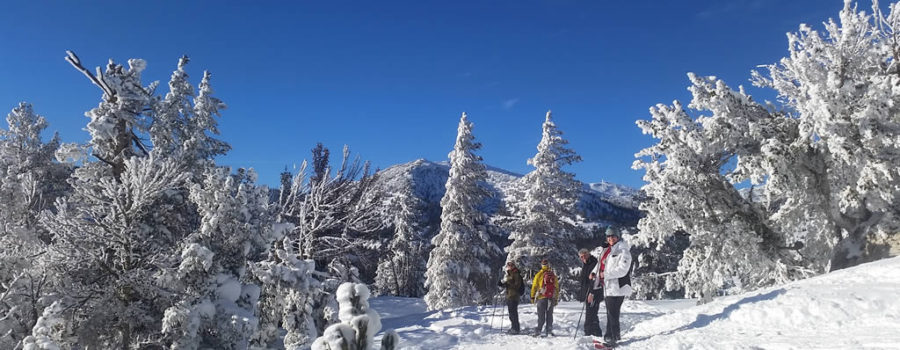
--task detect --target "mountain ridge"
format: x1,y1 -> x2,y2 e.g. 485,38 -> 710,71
373,158 -> 642,227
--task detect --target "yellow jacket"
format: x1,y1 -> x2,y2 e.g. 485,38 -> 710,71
530,265 -> 560,302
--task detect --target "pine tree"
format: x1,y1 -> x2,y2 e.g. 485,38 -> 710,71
0,103 -> 70,348
249,232 -> 321,349
64,51 -> 155,180
632,77 -> 798,301
151,56 -> 230,170
424,113 -> 496,310
634,1 -> 900,301
28,53 -> 233,348
161,167 -> 273,349
374,185 -> 428,297
751,1 -> 900,271
504,111 -> 583,298
40,155 -> 190,348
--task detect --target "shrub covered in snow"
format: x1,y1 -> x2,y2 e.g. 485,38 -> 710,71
311,282 -> 396,350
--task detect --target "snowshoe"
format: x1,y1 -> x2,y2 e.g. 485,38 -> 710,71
593,338 -> 616,349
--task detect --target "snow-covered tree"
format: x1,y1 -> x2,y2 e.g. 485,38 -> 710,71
151,56 -> 230,170
633,75 -> 805,301
751,0 -> 900,270
634,1 -> 900,300
161,167 -> 273,349
39,156 -> 190,347
250,144 -> 383,347
311,283 -> 395,350
0,103 -> 70,347
374,185 -> 428,297
278,144 -> 383,265
505,111 -> 583,297
250,231 -> 322,350
63,51 -> 155,180
25,53 -> 235,348
20,301 -> 72,350
424,113 -> 496,310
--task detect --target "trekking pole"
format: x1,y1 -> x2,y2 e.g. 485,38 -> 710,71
498,288 -> 506,333
489,291 -> 500,331
573,287 -> 591,340
489,267 -> 505,332
601,285 -> 608,338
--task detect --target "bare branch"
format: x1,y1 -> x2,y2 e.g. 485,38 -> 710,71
65,51 -> 115,101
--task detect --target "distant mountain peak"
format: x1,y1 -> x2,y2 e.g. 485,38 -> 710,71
372,159 -> 642,226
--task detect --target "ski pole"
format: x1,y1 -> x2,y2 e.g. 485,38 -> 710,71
489,291 -> 499,331
601,283 -> 608,341
490,267 -> 505,332
573,287 -> 591,339
498,288 -> 506,333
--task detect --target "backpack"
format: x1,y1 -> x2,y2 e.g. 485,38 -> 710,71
517,273 -> 525,295
541,270 -> 556,298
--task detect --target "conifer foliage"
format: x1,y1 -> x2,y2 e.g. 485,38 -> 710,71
424,113 -> 496,310
161,167 -> 274,349
505,111 -> 583,297
634,1 -> 900,300
0,51 -> 403,349
0,103 -> 70,349
374,184 -> 428,297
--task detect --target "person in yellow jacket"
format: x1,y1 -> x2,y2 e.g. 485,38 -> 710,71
529,258 -> 560,337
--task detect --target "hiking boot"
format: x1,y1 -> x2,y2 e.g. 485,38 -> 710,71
532,330 -> 541,337
546,331 -> 555,337
506,328 -> 519,335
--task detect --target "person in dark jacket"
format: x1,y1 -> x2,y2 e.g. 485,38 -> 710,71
498,261 -> 524,334
579,248 -> 603,338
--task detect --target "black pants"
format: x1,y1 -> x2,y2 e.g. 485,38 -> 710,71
536,298 -> 554,334
584,289 -> 603,337
506,299 -> 520,332
604,295 -> 625,342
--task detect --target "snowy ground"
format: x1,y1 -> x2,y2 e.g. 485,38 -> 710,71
370,257 -> 900,349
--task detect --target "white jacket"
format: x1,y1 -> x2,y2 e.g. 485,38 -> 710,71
598,239 -> 633,297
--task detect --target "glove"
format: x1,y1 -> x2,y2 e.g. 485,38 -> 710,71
552,299 -> 558,307
497,280 -> 505,287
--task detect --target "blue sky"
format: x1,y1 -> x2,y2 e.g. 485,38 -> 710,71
0,0 -> 848,188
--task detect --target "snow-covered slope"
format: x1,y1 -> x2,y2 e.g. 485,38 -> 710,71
370,256 -> 900,349
587,180 -> 642,209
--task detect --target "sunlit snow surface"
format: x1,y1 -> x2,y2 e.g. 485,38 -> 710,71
370,257 -> 900,349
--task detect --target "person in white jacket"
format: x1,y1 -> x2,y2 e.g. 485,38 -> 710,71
594,227 -> 633,346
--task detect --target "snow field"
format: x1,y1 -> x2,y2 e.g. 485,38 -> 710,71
371,257 -> 900,349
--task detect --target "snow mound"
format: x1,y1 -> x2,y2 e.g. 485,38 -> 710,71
626,256 -> 900,349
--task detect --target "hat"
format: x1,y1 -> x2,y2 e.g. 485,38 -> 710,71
605,226 -> 620,238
